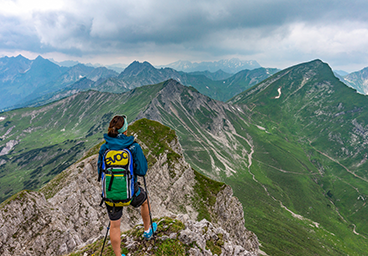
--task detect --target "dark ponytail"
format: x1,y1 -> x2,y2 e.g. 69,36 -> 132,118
107,116 -> 125,137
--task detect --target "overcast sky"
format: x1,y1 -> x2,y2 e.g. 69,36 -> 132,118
1,0 -> 368,72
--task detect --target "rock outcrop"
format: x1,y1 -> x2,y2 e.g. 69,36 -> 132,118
0,119 -> 259,255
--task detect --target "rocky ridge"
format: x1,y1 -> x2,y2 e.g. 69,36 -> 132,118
0,119 -> 259,256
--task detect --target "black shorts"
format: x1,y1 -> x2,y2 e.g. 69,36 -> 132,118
105,186 -> 147,221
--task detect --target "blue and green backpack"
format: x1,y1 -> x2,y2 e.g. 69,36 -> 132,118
99,148 -> 135,207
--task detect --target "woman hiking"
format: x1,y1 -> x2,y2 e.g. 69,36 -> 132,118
97,115 -> 156,256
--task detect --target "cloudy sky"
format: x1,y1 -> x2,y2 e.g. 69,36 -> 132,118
1,0 -> 368,72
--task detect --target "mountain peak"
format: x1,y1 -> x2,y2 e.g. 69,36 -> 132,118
119,60 -> 156,78
230,59 -> 338,105
15,54 -> 27,60
34,55 -> 45,61
128,60 -> 154,68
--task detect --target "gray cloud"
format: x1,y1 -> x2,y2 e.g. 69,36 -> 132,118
1,0 -> 368,70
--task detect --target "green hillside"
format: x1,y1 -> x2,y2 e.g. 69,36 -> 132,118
0,83 -> 165,202
227,60 -> 368,254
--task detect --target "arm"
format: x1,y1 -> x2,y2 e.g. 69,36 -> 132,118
129,142 -> 148,177
97,144 -> 107,181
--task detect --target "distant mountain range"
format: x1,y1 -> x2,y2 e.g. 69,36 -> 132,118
49,57 -> 261,74
162,58 -> 261,73
49,58 -> 127,73
0,55 -> 118,111
0,56 -> 278,111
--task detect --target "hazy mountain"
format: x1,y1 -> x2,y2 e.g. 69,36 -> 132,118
0,55 -> 68,111
341,67 -> 368,94
334,70 -> 349,76
48,58 -> 81,67
0,57 -> 273,111
0,56 -> 118,111
0,55 -> 32,82
96,61 -> 277,102
333,71 -> 346,82
118,61 -> 182,87
106,63 -> 127,73
187,69 -> 233,80
1,60 -> 368,255
163,58 -> 261,73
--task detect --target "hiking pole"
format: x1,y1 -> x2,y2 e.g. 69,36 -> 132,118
143,176 -> 155,238
100,222 -> 110,256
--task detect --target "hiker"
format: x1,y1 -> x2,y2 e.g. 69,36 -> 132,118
98,115 -> 157,256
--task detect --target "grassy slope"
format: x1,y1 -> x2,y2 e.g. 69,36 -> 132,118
225,60 -> 368,255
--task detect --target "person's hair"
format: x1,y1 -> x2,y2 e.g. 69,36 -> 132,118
107,115 -> 125,137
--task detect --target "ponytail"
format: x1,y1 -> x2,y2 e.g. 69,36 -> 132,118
108,126 -> 119,137
107,116 -> 125,137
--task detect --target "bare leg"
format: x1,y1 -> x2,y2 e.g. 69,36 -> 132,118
141,199 -> 151,231
110,219 -> 121,256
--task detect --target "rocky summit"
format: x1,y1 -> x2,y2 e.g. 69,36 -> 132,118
0,119 -> 259,256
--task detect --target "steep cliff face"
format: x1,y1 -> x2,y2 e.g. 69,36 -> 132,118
0,119 -> 259,256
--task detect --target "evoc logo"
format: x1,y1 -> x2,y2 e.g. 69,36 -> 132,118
105,150 -> 129,166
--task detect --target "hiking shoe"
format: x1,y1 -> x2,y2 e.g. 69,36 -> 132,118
143,222 -> 157,240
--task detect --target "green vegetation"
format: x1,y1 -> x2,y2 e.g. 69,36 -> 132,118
128,118 -> 180,168
224,60 -> 368,255
206,237 -> 223,255
68,217 -> 189,256
192,169 -> 226,222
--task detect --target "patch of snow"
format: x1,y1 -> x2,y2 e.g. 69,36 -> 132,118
0,117 -> 5,121
0,159 -> 6,166
206,86 -> 209,89
256,125 -> 266,131
79,75 -> 84,79
275,87 -> 282,99
61,128 -> 66,132
223,81 -> 225,83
